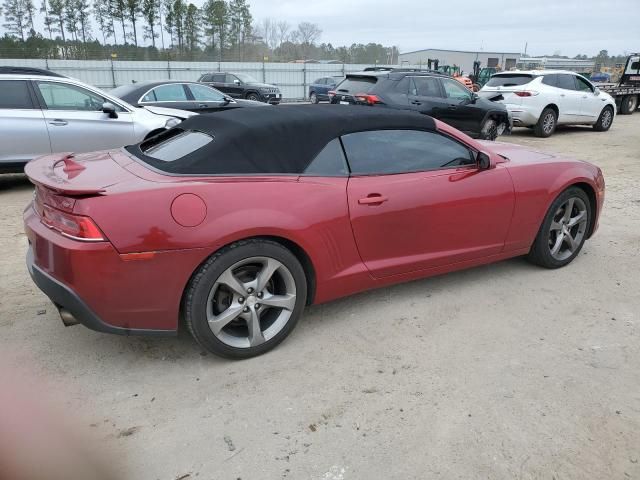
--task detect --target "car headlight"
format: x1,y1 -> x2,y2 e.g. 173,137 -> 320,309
165,117 -> 181,128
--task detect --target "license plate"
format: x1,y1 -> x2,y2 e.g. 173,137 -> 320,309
339,101 -> 349,105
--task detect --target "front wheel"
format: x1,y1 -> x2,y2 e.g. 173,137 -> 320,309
310,92 -> 319,104
527,187 -> 591,268
593,106 -> 614,131
246,92 -> 261,102
185,239 -> 307,359
480,118 -> 499,141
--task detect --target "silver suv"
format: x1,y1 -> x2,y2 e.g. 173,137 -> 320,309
0,73 -> 195,173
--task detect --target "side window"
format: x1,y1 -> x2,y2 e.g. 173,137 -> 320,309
188,84 -> 225,101
441,78 -> 471,102
556,74 -> 577,90
341,130 -> 474,175
394,77 -> 411,94
149,84 -> 188,102
541,74 -> 557,87
226,74 -> 239,84
211,74 -> 225,83
412,77 -> 443,97
313,78 -> 323,85
303,139 -> 349,176
37,82 -> 114,111
575,76 -> 593,92
0,80 -> 34,109
200,74 -> 212,82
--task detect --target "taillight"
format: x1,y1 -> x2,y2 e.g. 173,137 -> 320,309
354,93 -> 382,105
514,91 -> 539,97
41,204 -> 106,241
328,90 -> 336,99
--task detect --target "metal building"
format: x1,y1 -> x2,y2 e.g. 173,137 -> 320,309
398,48 -> 521,75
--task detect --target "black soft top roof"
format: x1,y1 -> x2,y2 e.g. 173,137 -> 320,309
128,105 -> 436,175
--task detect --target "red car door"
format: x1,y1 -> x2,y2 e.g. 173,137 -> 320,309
342,129 -> 515,279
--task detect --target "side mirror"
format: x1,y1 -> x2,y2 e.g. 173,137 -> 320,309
477,151 -> 491,170
233,79 -> 241,85
102,102 -> 118,118
471,92 -> 479,102
594,87 -> 600,96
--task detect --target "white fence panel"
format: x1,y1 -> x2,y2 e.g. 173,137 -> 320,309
0,59 -> 420,99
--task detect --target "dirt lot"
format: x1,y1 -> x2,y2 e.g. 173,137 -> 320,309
1,116 -> 639,480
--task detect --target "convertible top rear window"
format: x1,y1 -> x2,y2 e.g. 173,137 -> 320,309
140,129 -> 213,162
486,74 -> 534,87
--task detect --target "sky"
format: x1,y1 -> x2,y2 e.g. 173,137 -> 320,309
238,0 -> 639,57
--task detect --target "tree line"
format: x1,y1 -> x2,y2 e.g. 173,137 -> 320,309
0,0 -> 399,63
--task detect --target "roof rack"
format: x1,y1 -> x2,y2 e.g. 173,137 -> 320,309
361,67 -> 444,74
0,66 -> 66,77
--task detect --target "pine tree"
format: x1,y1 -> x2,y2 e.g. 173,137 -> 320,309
125,0 -> 141,46
141,0 -> 158,48
48,0 -> 66,42
40,0 -> 54,39
2,0 -> 31,41
183,2 -> 199,52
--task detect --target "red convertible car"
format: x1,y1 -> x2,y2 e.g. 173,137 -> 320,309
24,106 -> 605,358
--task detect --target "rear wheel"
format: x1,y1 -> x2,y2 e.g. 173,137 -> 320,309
527,187 -> 591,268
185,239 -> 307,359
534,107 -> 557,137
619,95 -> 638,115
593,105 -> 614,131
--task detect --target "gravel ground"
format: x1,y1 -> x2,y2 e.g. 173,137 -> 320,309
1,116 -> 639,480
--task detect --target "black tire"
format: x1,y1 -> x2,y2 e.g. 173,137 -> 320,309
527,187 -> 592,269
619,95 -> 638,115
533,107 -> 557,138
593,105 -> 614,131
185,239 -> 308,359
246,92 -> 261,102
480,118 -> 498,141
310,92 -> 318,104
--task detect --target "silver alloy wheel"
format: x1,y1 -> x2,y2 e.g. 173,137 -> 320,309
548,197 -> 588,261
542,112 -> 555,134
601,109 -> 613,128
310,93 -> 318,104
206,256 -> 297,348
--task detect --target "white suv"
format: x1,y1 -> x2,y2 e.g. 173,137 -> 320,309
0,73 -> 195,173
479,70 -> 616,137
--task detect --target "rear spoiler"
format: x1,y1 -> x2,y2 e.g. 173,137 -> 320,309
24,153 -> 108,196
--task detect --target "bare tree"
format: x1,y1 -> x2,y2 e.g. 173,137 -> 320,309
258,17 -> 277,50
296,21 -> 320,45
276,19 -> 288,47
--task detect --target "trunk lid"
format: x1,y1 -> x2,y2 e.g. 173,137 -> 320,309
25,150 -> 138,196
478,73 -> 537,105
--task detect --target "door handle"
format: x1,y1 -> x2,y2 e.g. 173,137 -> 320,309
560,94 -> 566,97
447,106 -> 457,110
358,194 -> 388,205
198,104 -> 208,108
410,100 -> 422,105
582,95 -> 588,98
49,119 -> 68,126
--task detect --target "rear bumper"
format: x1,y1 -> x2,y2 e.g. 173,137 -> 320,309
504,104 -> 540,126
23,204 -> 205,336
26,246 -> 174,336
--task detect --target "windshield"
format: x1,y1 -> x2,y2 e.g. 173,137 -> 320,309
235,73 -> 260,83
335,77 -> 378,93
486,74 -> 535,87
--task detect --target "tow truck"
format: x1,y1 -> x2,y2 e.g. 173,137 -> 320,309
592,54 -> 640,114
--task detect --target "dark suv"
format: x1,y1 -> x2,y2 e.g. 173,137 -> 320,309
198,72 -> 281,104
329,69 -> 511,140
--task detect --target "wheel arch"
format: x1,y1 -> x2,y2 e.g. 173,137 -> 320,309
244,90 -> 261,99
570,182 -> 598,238
543,103 -> 559,117
179,234 -> 317,326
